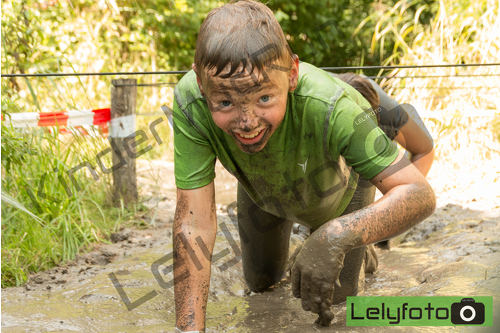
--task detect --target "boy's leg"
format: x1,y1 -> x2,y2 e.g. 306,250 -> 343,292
237,183 -> 293,292
330,176 -> 376,304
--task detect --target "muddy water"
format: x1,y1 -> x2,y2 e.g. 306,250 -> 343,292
2,161 -> 499,332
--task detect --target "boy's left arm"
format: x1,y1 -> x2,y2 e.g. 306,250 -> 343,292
332,150 -> 436,244
291,150 -> 436,323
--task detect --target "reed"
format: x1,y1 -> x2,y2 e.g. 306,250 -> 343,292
0,122 -> 142,287
1,0 -> 175,286
358,0 -> 500,207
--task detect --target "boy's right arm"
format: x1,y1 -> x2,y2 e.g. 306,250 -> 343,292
174,181 -> 217,332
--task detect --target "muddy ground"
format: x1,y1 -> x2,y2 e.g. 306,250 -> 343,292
2,159 -> 499,332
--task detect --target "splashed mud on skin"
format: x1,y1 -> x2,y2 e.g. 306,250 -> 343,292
2,161 -> 499,332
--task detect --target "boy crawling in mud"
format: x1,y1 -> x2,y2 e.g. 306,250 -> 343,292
172,1 -> 436,331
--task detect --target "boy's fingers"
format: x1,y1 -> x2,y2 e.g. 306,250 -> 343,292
291,267 -> 301,298
320,282 -> 335,309
316,303 -> 335,326
300,276 -> 312,311
300,275 -> 312,311
300,271 -> 321,312
306,281 -> 323,314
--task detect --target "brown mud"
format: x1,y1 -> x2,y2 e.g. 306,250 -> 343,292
2,160 -> 499,332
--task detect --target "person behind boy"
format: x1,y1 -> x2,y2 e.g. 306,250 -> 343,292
334,73 -> 435,177
172,1 -> 436,331
334,72 -> 435,249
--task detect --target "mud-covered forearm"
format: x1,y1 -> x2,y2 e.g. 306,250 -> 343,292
173,186 -> 217,332
173,231 -> 213,331
291,154 -> 435,326
323,181 -> 436,249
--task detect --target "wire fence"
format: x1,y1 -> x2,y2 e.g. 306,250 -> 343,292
2,62 -> 500,78
3,63 -> 499,92
392,86 -> 499,90
3,62 -> 499,119
365,74 -> 500,79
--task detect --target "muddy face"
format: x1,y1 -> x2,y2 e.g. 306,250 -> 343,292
195,58 -> 299,154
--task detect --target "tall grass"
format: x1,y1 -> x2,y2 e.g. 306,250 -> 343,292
1,0 -> 176,286
359,0 -> 500,206
0,123 -> 144,287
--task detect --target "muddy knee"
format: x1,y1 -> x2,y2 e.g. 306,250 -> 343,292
237,183 -> 292,293
239,225 -> 292,292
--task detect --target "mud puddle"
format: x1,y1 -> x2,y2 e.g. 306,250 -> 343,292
2,160 -> 499,332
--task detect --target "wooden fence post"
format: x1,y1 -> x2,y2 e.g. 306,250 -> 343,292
110,79 -> 138,206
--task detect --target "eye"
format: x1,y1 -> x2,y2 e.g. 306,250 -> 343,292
220,100 -> 232,107
259,95 -> 270,103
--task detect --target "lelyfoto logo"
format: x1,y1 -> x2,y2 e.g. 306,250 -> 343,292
347,296 -> 493,326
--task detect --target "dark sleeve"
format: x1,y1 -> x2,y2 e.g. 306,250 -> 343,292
366,78 -> 409,140
378,104 -> 409,140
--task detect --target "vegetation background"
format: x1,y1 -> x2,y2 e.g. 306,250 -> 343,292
2,0 -> 499,287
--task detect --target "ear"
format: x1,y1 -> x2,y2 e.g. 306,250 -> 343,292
192,63 -> 205,96
288,54 -> 300,92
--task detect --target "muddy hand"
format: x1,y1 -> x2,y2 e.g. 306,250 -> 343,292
316,303 -> 335,326
290,231 -> 346,327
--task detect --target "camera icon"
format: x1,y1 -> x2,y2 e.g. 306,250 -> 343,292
451,298 -> 485,325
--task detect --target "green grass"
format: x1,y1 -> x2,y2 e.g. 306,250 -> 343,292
0,124 -> 140,287
1,0 -> 178,287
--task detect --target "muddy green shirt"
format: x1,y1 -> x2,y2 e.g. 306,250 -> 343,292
173,62 -> 398,228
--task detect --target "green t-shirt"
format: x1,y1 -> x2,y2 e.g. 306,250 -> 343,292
173,62 -> 398,229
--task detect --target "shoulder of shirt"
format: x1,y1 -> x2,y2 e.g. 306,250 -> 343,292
173,70 -> 204,109
294,62 -> 368,110
294,62 -> 348,104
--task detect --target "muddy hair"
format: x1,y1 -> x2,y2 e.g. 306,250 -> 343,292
336,72 -> 381,124
194,0 -> 293,78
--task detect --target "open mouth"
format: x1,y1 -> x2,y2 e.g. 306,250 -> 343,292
234,128 -> 267,145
